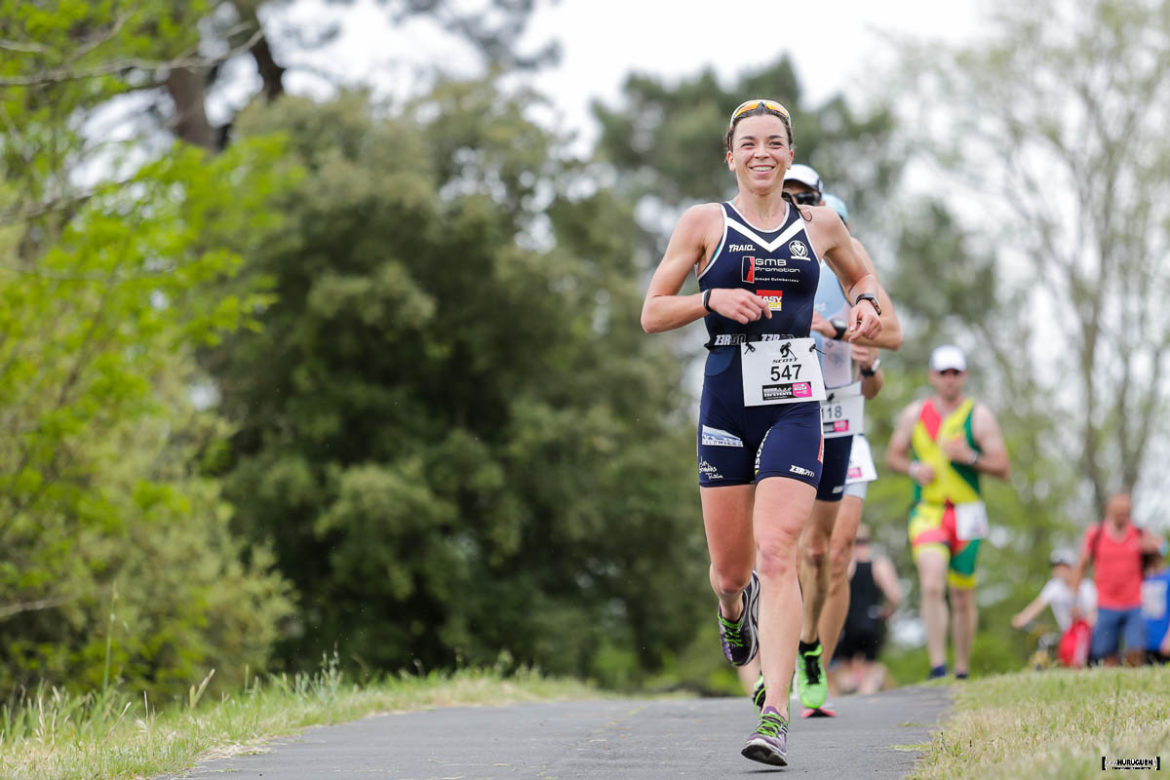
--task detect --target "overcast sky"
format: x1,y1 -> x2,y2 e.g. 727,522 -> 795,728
259,0 -> 987,143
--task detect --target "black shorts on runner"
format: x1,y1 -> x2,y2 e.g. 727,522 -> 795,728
815,434 -> 853,503
697,348 -> 823,489
834,625 -> 886,662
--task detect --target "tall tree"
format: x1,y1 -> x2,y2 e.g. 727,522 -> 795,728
0,0 -> 295,696
207,82 -> 709,681
896,0 -> 1170,520
0,0 -> 555,150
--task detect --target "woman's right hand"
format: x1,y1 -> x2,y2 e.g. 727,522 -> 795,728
708,288 -> 772,324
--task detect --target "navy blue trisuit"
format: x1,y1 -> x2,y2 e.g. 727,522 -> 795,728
696,201 -> 825,489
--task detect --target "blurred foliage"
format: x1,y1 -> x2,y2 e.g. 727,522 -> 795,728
206,83 -> 709,683
895,0 -> 1170,517
864,0 -> 1170,679
0,1 -> 295,698
4,0 -> 1166,701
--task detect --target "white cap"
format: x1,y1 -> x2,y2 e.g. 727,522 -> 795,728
1049,549 -> 1077,567
929,345 -> 967,373
784,163 -> 822,194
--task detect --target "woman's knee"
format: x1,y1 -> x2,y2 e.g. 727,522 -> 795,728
710,565 -> 752,598
756,531 -> 801,578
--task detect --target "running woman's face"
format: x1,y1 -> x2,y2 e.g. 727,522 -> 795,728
726,115 -> 793,193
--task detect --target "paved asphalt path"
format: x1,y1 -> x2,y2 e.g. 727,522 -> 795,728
171,686 -> 949,779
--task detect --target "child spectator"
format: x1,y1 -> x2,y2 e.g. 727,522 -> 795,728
1011,549 -> 1097,632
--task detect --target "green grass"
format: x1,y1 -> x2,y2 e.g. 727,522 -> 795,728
0,657 -> 600,780
910,666 -> 1170,779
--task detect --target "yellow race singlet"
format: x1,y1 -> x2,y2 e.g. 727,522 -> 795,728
907,398 -> 983,588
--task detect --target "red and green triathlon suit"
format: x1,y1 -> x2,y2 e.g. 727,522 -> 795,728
908,398 -> 983,589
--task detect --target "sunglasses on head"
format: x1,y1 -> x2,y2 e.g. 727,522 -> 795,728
790,191 -> 820,206
729,98 -> 791,126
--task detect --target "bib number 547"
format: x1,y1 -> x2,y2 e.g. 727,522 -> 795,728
770,364 -> 801,381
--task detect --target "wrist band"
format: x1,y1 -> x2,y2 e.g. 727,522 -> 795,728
702,289 -> 714,313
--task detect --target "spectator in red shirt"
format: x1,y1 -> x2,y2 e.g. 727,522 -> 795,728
1070,493 -> 1166,666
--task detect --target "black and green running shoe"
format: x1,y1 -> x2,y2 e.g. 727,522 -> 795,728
717,571 -> 760,666
795,640 -> 827,709
751,673 -> 766,714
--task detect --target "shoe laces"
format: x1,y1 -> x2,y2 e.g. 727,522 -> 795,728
719,615 -> 745,647
756,710 -> 788,737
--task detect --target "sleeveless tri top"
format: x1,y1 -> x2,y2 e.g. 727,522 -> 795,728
910,398 -> 981,507
812,261 -> 853,389
697,201 -> 820,348
846,560 -> 884,632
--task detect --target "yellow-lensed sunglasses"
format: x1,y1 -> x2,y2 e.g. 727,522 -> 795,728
729,99 -> 790,126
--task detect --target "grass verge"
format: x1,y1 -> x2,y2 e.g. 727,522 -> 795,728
911,665 -> 1170,779
0,657 -> 601,780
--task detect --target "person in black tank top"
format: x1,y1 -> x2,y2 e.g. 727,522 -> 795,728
640,98 -> 885,768
831,527 -> 901,695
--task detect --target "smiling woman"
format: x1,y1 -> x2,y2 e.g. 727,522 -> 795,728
639,98 -> 886,768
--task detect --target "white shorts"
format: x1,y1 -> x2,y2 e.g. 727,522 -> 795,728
844,433 -> 877,488
843,480 -> 868,500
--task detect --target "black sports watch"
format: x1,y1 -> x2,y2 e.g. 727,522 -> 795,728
860,357 -> 881,377
830,318 -> 848,340
854,293 -> 881,316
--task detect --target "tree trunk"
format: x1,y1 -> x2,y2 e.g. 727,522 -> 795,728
165,67 -> 217,150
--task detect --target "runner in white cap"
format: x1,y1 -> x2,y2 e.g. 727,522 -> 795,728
815,194 -> 890,687
886,345 -> 1011,679
739,172 -> 902,717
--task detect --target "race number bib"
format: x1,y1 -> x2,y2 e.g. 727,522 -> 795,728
845,434 -> 878,484
740,338 -> 826,407
821,381 -> 865,438
954,501 -> 989,541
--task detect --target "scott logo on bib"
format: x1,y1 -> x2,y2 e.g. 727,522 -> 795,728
741,338 -> 826,407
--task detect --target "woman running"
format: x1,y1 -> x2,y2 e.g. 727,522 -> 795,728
640,98 -> 883,766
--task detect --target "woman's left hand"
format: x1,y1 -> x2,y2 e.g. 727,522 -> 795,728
846,301 -> 882,341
